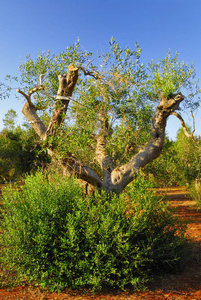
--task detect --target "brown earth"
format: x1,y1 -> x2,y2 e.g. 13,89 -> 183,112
0,186 -> 201,299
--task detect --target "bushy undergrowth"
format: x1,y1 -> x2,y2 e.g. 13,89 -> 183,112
0,172 -> 189,292
189,179 -> 201,207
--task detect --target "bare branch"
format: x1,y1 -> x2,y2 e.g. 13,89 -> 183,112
170,111 -> 197,141
28,74 -> 45,96
17,74 -> 45,106
16,89 -> 33,106
79,66 -> 101,80
191,109 -> 196,134
39,74 -> 45,86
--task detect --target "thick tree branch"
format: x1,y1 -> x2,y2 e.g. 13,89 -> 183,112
17,89 -> 32,105
47,149 -> 103,189
22,103 -> 47,140
96,135 -> 114,189
109,93 -> 185,193
95,110 -> 115,190
62,158 -> 103,189
45,64 -> 78,138
19,65 -> 79,141
17,75 -> 47,139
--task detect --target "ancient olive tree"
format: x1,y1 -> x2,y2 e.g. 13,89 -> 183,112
17,39 -> 200,193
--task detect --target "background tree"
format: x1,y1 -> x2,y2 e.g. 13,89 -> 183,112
144,130 -> 201,187
144,137 -> 181,186
175,126 -> 201,184
0,111 -> 50,182
3,109 -> 17,131
16,39 -> 200,193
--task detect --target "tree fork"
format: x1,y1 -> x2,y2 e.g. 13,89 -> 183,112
19,64 -> 191,194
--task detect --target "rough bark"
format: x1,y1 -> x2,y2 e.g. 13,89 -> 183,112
46,64 -> 78,137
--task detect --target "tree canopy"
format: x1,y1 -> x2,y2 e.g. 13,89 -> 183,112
16,39 -> 200,193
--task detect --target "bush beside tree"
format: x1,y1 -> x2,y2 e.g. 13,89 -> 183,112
1,172 -> 189,291
0,116 -> 50,182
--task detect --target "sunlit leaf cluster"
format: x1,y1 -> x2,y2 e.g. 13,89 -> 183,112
146,51 -> 200,109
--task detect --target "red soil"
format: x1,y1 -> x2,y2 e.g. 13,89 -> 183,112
1,186 -> 201,299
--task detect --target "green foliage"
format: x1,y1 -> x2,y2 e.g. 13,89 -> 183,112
18,39 -> 155,170
2,109 -> 17,131
0,124 -> 50,182
19,40 -> 91,111
146,51 -> 199,105
189,179 -> 201,207
144,127 -> 201,187
1,172 -> 188,292
174,128 -> 200,184
144,137 -> 183,186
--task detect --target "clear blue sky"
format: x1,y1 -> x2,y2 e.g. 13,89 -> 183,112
0,0 -> 201,139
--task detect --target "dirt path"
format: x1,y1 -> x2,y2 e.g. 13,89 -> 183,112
1,187 -> 201,299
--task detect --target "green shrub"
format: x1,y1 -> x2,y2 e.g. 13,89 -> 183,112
189,178 -> 201,207
0,172 -> 189,292
0,127 -> 50,183
144,138 -> 184,187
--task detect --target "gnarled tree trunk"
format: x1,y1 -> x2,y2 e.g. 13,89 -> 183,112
18,65 -> 190,194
